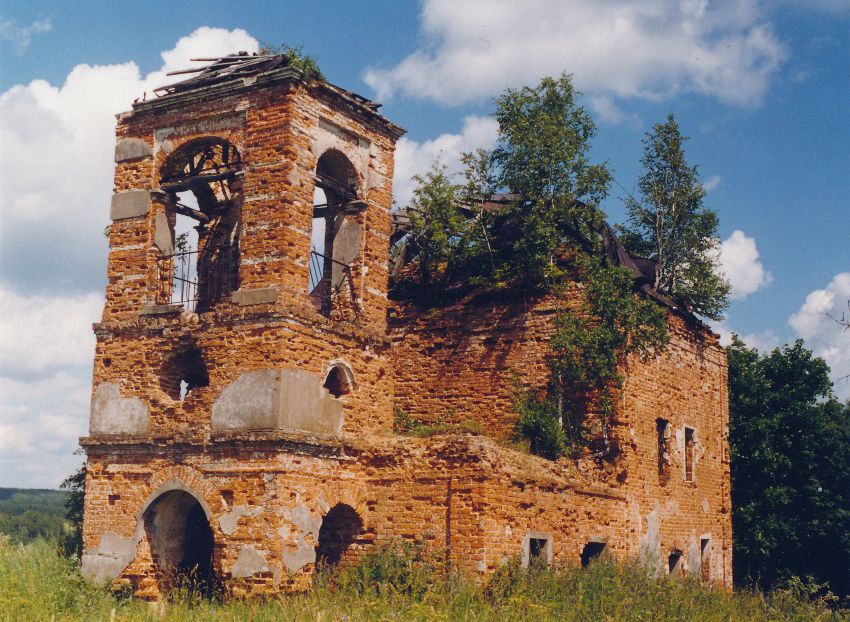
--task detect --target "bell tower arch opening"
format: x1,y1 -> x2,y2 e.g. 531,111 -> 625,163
159,138 -> 243,311
309,150 -> 364,316
142,490 -> 217,596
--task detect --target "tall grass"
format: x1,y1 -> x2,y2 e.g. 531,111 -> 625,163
0,536 -> 845,621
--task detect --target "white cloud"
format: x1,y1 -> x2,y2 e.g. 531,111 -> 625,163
718,230 -> 772,299
0,288 -> 101,375
789,272 -> 850,400
0,370 -> 91,488
0,17 -> 51,55
393,115 -> 499,207
0,27 -> 259,295
0,27 -> 259,488
703,175 -> 722,192
711,321 -> 779,352
364,0 -> 786,108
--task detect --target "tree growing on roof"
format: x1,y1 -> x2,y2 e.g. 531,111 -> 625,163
618,114 -> 730,321
491,73 -> 611,286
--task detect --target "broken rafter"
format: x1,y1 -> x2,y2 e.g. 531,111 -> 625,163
160,168 -> 243,193
171,202 -> 210,224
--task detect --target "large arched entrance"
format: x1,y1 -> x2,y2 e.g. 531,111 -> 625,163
142,490 -> 216,595
315,503 -> 363,569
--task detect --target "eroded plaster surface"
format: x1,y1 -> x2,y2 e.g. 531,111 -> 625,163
231,545 -> 270,578
90,382 -> 149,435
81,531 -> 138,583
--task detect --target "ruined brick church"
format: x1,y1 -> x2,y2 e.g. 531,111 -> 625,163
79,53 -> 732,598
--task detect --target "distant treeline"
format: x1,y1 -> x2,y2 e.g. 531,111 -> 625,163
0,488 -> 69,543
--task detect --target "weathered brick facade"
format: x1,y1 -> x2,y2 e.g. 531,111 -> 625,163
80,55 -> 732,599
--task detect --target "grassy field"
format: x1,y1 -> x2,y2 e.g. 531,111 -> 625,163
0,537 -> 846,622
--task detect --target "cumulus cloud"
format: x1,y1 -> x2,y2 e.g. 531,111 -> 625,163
0,17 -> 51,55
364,0 -> 786,108
393,115 -> 499,207
718,230 -> 772,299
703,175 -> 722,192
0,288 -> 101,376
711,321 -> 779,352
0,27 -> 259,296
0,370 -> 92,487
0,27 -> 259,487
789,273 -> 850,400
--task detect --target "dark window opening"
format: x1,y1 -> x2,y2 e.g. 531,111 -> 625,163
315,503 -> 363,569
323,364 -> 353,398
162,347 -> 209,401
700,538 -> 710,581
684,427 -> 695,482
526,535 -> 551,568
657,418 -> 671,477
108,494 -> 119,506
309,150 -> 363,317
159,138 -> 242,312
221,490 -> 234,507
668,549 -> 684,577
581,541 -> 607,567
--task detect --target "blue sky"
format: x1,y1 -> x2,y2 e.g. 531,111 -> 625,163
0,1 -> 847,487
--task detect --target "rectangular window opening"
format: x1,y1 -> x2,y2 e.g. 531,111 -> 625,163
656,418 -> 671,476
684,427 -> 695,482
581,541 -> 607,567
525,534 -> 552,568
700,538 -> 710,581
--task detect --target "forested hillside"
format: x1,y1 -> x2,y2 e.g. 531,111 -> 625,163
0,488 -> 68,543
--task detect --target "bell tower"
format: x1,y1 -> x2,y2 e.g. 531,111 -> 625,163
81,53 -> 404,597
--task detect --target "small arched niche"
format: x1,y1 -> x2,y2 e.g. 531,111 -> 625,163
142,490 -> 217,596
315,503 -> 363,569
323,361 -> 354,398
158,137 -> 243,311
309,149 -> 364,316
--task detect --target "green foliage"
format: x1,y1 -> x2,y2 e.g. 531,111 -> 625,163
2,537 -> 846,621
513,390 -> 571,460
258,43 -> 324,81
393,405 -> 481,438
515,256 -> 669,459
491,73 -> 611,286
0,488 -> 68,544
728,337 -> 850,600
59,459 -> 86,558
404,163 -> 467,296
330,539 -> 444,599
619,114 -> 730,320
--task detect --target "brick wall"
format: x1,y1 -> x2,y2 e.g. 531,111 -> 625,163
82,68 -> 731,599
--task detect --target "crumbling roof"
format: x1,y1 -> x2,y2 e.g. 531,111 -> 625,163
391,194 -> 683,313
137,52 -> 403,137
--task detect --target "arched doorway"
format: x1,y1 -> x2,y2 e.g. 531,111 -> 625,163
315,503 -> 363,569
143,490 -> 216,595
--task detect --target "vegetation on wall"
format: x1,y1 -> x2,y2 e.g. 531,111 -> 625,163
727,337 -> 850,601
258,43 -> 324,81
395,74 -> 672,459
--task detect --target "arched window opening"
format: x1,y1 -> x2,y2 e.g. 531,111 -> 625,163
143,490 -> 217,597
161,347 -> 209,401
309,150 -> 364,317
323,363 -> 354,398
159,138 -> 242,311
315,503 -> 363,569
